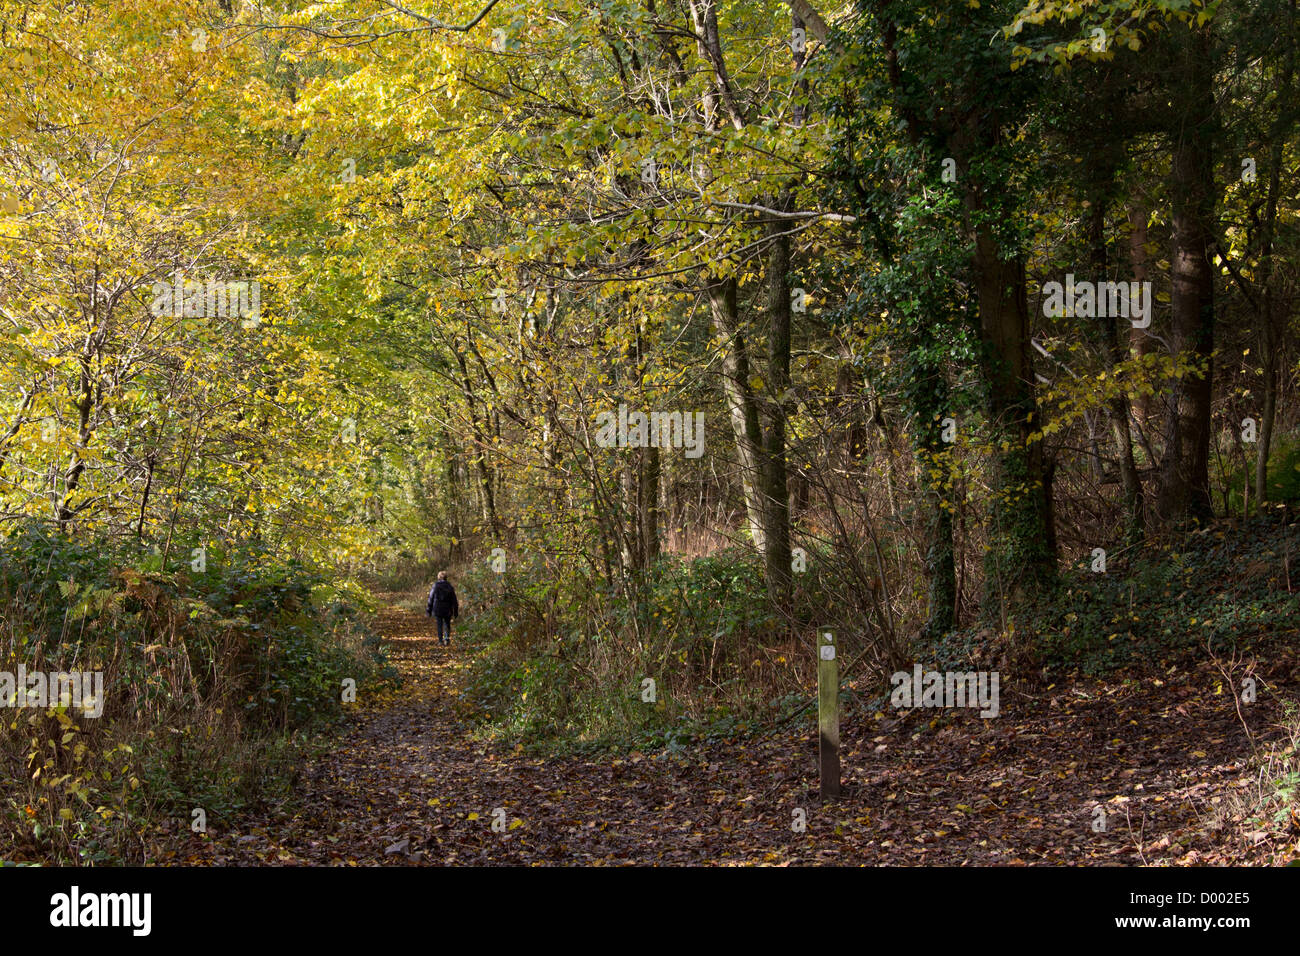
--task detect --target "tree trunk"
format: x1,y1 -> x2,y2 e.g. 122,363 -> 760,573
969,227 -> 1056,600
1127,203 -> 1154,430
1157,24 -> 1216,523
642,445 -> 661,565
455,348 -> 501,538
1253,47 -> 1293,506
708,276 -> 769,554
762,199 -> 794,608
1089,198 -> 1144,542
916,371 -> 956,639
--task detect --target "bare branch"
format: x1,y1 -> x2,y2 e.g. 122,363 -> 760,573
712,200 -> 857,223
379,0 -> 505,32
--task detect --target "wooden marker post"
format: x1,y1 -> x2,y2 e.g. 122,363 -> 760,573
818,628 -> 840,800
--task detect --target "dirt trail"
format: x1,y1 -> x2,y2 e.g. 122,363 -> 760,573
177,603 -> 1295,865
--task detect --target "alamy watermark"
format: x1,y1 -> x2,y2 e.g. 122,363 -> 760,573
50,886 -> 150,936
890,665 -> 1000,718
149,271 -> 261,327
1,666 -> 103,717
594,403 -> 705,458
1042,274 -> 1152,328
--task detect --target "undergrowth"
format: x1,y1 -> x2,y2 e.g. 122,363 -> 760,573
0,521 -> 392,864
451,510 -> 1297,752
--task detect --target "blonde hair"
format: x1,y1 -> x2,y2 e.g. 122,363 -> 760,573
437,570 -> 448,581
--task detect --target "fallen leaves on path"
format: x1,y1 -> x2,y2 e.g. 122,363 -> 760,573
170,604 -> 1300,866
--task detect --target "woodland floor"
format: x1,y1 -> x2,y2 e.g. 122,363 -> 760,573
171,602 -> 1300,866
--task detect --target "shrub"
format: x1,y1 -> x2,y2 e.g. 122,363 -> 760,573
0,521 -> 389,863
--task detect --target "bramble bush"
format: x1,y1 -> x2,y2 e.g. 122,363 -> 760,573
0,521 -> 388,864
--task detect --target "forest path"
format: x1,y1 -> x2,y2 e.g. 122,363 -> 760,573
176,601 -> 1286,865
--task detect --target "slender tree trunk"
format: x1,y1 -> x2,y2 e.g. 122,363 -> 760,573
916,368 -> 956,639
136,451 -> 157,540
0,383 -> 37,486
643,445 -> 661,565
455,348 -> 501,538
1254,46 -> 1293,505
57,358 -> 96,527
1256,276 -> 1279,505
969,224 -> 1056,600
1127,203 -> 1154,430
1089,198 -> 1144,542
708,276 -> 768,553
1157,24 -> 1216,523
688,0 -> 745,130
762,200 -> 794,608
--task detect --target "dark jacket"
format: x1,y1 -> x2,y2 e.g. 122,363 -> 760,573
427,580 -> 458,619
